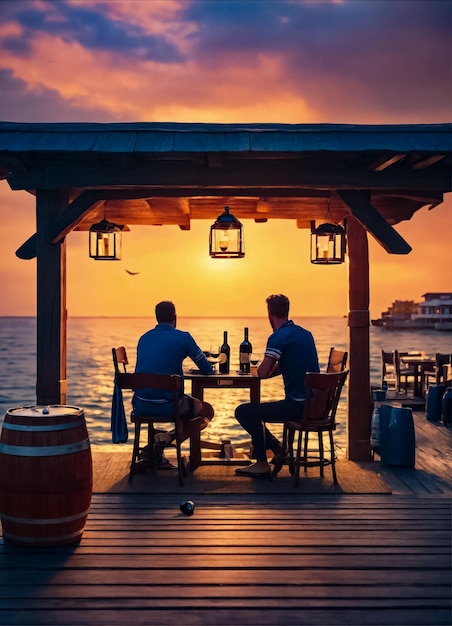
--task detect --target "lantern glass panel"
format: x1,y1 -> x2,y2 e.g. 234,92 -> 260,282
210,225 -> 244,258
310,224 -> 345,265
89,230 -> 122,260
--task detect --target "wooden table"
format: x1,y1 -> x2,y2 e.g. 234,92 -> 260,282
184,370 -> 261,466
185,370 -> 261,404
400,356 -> 435,397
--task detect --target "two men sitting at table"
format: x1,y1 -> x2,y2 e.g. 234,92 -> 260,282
132,295 -> 319,474
235,294 -> 320,477
133,300 -> 214,467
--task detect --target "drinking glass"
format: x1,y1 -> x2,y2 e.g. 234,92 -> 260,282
250,353 -> 260,366
209,345 -> 220,359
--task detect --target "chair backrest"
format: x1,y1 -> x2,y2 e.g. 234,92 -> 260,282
435,353 -> 452,384
381,350 -> 396,383
326,347 -> 348,373
302,370 -> 349,428
115,371 -> 181,392
115,372 -> 182,410
112,346 -> 128,373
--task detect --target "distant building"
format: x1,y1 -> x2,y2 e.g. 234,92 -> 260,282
372,293 -> 452,330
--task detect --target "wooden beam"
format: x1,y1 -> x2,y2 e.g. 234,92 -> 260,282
346,217 -> 372,462
412,155 -> 446,170
7,158 -> 452,191
36,189 -> 68,405
370,154 -> 406,171
336,190 -> 412,254
16,190 -> 104,259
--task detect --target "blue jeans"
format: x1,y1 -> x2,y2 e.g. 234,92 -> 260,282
235,398 -> 305,462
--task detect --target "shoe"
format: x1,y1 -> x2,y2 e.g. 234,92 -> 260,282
154,432 -> 175,446
270,452 -> 292,479
138,443 -> 166,466
155,457 -> 178,470
134,458 -> 151,473
235,463 -> 271,478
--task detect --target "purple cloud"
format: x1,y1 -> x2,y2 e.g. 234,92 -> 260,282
0,0 -> 185,63
0,69 -> 115,122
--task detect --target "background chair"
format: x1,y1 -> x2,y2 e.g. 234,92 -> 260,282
424,353 -> 452,389
381,350 -> 397,389
326,347 -> 348,373
112,346 -> 128,373
395,350 -> 422,394
282,370 -> 349,487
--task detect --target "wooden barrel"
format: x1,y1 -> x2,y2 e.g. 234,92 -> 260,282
0,405 -> 92,546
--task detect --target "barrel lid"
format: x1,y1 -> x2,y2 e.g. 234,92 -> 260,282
7,405 -> 82,418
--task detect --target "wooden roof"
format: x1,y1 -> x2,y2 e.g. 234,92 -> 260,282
0,121 -> 450,257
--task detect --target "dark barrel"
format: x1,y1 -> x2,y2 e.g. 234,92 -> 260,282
0,405 -> 92,546
426,384 -> 446,422
380,406 -> 415,468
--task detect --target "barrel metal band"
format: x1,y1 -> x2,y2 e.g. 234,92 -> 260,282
0,439 -> 90,456
2,421 -> 83,432
2,529 -> 83,544
0,508 -> 90,525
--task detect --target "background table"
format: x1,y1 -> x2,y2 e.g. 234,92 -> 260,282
400,356 -> 435,397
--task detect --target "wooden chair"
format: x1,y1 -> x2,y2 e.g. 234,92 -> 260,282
282,348 -> 348,461
115,371 -> 186,484
112,345 -> 128,373
282,370 -> 348,487
326,347 -> 348,373
381,350 -> 397,389
112,347 -> 208,484
395,350 -> 421,394
424,353 -> 452,389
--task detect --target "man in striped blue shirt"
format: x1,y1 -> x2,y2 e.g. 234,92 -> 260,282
235,294 -> 319,477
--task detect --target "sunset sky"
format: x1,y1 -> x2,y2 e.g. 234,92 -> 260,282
0,0 -> 450,318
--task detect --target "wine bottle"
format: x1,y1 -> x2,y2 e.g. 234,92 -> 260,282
239,327 -> 252,373
219,331 -> 230,374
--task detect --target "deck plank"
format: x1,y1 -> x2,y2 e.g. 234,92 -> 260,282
1,404 -> 451,626
1,494 -> 451,626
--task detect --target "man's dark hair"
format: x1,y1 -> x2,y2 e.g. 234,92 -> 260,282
266,294 -> 290,318
155,300 -> 176,323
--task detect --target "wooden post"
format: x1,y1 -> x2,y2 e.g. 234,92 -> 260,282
36,190 -> 68,405
347,217 -> 372,461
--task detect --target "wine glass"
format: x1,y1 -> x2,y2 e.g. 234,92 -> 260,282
209,345 -> 220,360
250,352 -> 260,366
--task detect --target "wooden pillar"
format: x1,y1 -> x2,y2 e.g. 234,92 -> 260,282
347,217 -> 372,461
36,189 -> 68,405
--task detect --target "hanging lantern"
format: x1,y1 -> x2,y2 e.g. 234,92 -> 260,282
310,221 -> 346,265
209,206 -> 244,258
89,212 -> 124,261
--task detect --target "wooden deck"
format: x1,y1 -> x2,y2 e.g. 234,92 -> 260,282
0,411 -> 451,625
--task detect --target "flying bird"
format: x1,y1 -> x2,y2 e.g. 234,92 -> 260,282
125,269 -> 140,275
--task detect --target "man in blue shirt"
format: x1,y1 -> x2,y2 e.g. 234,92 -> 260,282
235,294 -> 319,477
133,301 -> 214,461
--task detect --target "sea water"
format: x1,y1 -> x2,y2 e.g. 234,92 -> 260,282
0,316 -> 451,452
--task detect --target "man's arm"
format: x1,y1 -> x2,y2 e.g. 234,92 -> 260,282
186,334 -> 214,374
258,356 -> 280,379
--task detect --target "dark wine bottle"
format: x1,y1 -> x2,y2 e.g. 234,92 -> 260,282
219,331 -> 230,374
239,327 -> 252,373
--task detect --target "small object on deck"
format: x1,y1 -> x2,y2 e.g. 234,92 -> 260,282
180,500 -> 195,515
219,439 -> 234,460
